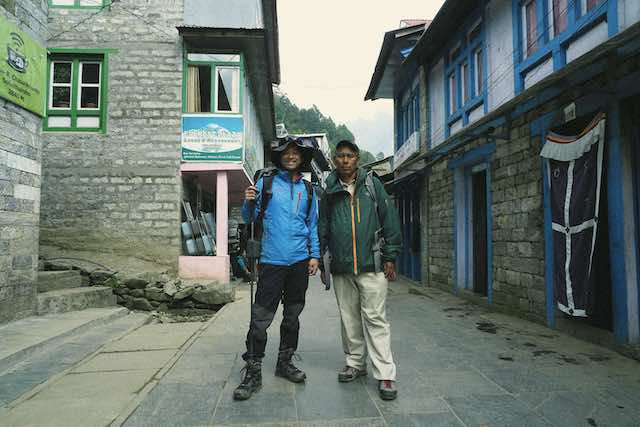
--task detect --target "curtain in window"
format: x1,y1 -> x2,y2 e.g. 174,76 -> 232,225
553,0 -> 568,35
186,65 -> 201,113
540,113 -> 606,317
525,1 -> 538,55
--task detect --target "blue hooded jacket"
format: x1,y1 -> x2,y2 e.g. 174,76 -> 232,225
242,169 -> 320,266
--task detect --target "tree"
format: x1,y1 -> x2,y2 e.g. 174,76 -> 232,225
275,94 -> 374,161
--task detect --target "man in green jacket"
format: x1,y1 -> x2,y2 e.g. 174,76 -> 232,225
319,140 -> 402,401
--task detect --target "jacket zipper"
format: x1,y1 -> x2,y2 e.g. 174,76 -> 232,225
350,194 -> 358,275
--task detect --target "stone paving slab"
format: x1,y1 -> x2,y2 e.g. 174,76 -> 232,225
103,322 -> 203,352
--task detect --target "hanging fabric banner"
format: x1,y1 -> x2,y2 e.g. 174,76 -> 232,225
540,113 -> 606,317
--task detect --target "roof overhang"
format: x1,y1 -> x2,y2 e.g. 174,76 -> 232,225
405,0 -> 477,69
365,23 -> 428,101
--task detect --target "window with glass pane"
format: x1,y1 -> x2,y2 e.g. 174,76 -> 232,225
552,0 -> 568,35
46,54 -> 105,132
186,65 -> 212,112
585,0 -> 601,12
462,62 -> 469,103
523,0 -> 538,56
216,67 -> 239,113
79,62 -> 100,109
475,49 -> 483,96
187,53 -> 240,63
51,62 -> 72,109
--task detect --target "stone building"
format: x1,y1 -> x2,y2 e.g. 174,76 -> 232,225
0,0 -> 47,324
41,0 -> 280,283
367,1 -> 640,351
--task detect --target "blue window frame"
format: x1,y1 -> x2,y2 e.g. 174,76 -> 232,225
513,0 -> 618,94
444,11 -> 487,138
396,84 -> 420,151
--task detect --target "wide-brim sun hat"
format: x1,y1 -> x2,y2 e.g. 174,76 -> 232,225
270,136 -> 317,170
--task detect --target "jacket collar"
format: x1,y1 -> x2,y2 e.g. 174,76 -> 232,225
277,168 -> 302,183
325,168 -> 366,195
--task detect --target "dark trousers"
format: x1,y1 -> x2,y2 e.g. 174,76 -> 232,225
243,259 -> 309,361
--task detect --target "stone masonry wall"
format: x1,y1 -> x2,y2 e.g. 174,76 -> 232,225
0,0 -> 47,324
41,1 -> 184,267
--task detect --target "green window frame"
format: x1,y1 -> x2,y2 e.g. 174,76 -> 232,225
48,0 -> 105,9
182,52 -> 244,115
44,50 -> 109,133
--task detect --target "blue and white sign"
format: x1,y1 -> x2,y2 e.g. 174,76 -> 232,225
182,115 -> 244,162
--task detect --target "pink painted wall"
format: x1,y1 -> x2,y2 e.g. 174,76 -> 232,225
178,256 -> 230,283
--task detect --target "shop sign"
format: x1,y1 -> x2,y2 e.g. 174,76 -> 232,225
182,114 -> 244,162
394,131 -> 419,169
0,14 -> 46,116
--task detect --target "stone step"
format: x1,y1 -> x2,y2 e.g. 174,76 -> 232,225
37,286 -> 117,316
0,307 -> 130,375
37,270 -> 84,293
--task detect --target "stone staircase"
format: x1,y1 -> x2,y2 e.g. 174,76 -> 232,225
36,270 -> 117,315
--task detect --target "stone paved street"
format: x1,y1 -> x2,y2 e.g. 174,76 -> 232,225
2,277 -> 640,426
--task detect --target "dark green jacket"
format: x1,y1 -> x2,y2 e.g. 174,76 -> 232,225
319,168 -> 402,275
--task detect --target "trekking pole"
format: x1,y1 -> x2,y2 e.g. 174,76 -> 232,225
245,200 -> 261,360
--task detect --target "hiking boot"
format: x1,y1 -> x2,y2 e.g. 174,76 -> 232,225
233,360 -> 262,401
337,365 -> 367,382
378,380 -> 397,400
275,349 -> 306,383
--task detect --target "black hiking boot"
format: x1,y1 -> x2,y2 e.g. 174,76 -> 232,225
233,360 -> 262,401
275,349 -> 306,383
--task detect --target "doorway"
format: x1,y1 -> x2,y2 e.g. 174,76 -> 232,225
472,169 -> 488,296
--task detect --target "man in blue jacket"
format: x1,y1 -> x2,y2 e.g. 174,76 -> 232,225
233,137 -> 320,401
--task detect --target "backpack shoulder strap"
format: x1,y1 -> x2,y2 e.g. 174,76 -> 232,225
364,170 -> 381,224
303,179 -> 314,222
254,168 -> 278,238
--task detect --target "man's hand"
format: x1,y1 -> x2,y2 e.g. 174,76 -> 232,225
383,261 -> 397,282
308,258 -> 320,276
244,185 -> 258,201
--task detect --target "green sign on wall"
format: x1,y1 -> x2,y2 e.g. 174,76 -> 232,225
0,13 -> 46,116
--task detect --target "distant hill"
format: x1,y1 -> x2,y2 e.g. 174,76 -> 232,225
275,94 -> 376,165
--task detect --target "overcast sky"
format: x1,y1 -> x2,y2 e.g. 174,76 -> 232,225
277,0 -> 445,156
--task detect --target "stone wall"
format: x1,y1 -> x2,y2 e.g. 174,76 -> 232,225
0,0 -> 47,324
41,1 -> 184,268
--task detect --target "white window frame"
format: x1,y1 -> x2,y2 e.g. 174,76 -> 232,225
462,62 -> 469,103
449,73 -> 457,113
78,61 -> 101,111
214,66 -> 240,114
474,49 -> 483,96
49,61 -> 72,110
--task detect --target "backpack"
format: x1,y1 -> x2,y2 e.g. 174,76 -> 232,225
252,167 -> 314,239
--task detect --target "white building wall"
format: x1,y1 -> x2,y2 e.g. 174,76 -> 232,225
429,58 -> 446,147
486,0 -> 515,112
566,20 -> 609,63
524,57 -> 553,89
619,0 -> 640,31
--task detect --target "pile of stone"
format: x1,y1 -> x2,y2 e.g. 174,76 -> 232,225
39,260 -> 234,312
110,272 -> 235,312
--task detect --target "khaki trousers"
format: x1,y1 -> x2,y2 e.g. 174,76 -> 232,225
333,272 -> 396,380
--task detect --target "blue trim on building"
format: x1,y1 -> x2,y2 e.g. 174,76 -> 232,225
448,142 -> 497,170
607,100 -> 630,343
513,0 -> 617,95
